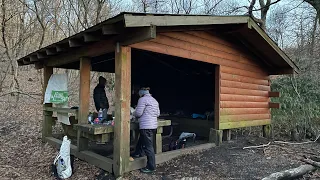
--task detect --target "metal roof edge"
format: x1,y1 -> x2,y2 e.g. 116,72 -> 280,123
123,13 -> 249,27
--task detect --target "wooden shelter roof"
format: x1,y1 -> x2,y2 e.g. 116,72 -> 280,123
17,12 -> 298,74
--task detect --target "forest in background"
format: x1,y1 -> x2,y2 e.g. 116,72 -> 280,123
0,0 -> 320,141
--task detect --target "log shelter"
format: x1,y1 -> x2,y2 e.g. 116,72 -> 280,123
17,12 -> 298,177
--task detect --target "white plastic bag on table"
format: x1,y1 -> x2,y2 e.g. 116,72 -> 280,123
53,136 -> 72,179
130,107 -> 136,122
44,74 -> 68,104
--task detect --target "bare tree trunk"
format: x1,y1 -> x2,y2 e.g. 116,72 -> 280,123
310,13 -> 319,56
80,0 -> 90,27
96,0 -> 106,24
259,0 -> 269,30
248,0 -> 281,31
33,0 -> 46,49
305,1 -> 320,25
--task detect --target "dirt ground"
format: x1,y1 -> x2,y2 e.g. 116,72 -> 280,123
124,138 -> 320,180
2,106 -> 320,180
1,71 -> 320,180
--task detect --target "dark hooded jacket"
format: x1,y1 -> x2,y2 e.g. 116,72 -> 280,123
93,84 -> 109,111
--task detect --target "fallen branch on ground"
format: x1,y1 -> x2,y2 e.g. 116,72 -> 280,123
262,164 -> 316,180
243,142 -> 270,149
301,158 -> 320,168
274,134 -> 320,145
310,156 -> 320,162
302,155 -> 320,162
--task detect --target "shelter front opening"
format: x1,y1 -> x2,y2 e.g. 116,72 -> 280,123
131,49 -> 216,141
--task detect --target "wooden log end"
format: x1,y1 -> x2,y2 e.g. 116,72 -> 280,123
269,92 -> 280,97
269,102 -> 280,109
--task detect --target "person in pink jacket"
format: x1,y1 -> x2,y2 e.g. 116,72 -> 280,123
131,87 -> 160,173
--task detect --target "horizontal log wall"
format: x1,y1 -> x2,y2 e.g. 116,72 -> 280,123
130,31 -> 271,130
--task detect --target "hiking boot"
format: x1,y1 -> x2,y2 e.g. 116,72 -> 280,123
140,168 -> 154,173
131,153 -> 143,158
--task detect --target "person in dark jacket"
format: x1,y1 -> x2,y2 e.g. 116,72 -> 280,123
93,76 -> 109,112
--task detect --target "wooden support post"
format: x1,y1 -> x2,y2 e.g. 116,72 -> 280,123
263,124 -> 271,139
79,57 -> 91,123
209,128 -> 222,146
154,127 -> 163,154
77,129 -> 88,151
42,66 -> 53,142
77,57 -> 91,151
223,129 -> 232,141
114,45 -> 131,177
214,65 -> 221,130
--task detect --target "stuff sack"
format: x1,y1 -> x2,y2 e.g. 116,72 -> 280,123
169,132 -> 196,151
51,136 -> 73,179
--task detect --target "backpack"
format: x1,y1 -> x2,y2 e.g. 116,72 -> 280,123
51,136 -> 73,179
169,139 -> 186,150
169,132 -> 196,151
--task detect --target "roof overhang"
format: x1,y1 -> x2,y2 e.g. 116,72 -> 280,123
17,12 -> 298,74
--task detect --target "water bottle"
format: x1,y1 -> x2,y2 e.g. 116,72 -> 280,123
88,113 -> 93,124
98,108 -> 103,122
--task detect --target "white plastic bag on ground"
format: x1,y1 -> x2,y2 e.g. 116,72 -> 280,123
53,136 -> 72,179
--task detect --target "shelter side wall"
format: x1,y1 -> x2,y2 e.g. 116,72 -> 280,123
130,31 -> 271,130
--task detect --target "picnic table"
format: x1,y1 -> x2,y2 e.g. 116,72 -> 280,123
73,119 -> 171,153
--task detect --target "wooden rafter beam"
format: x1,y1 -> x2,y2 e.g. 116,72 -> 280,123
56,44 -> 68,52
17,60 -> 24,66
46,48 -> 57,56
84,33 -> 101,42
22,57 -> 31,64
30,55 -> 38,62
35,61 -> 44,69
102,24 -> 119,35
120,25 -> 156,46
45,37 -> 116,67
69,38 -> 84,48
37,52 -> 47,59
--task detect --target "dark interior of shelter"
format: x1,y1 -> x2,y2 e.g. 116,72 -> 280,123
58,49 -> 217,155
131,49 -> 216,116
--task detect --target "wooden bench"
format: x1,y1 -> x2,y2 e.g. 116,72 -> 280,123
73,119 -> 171,153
